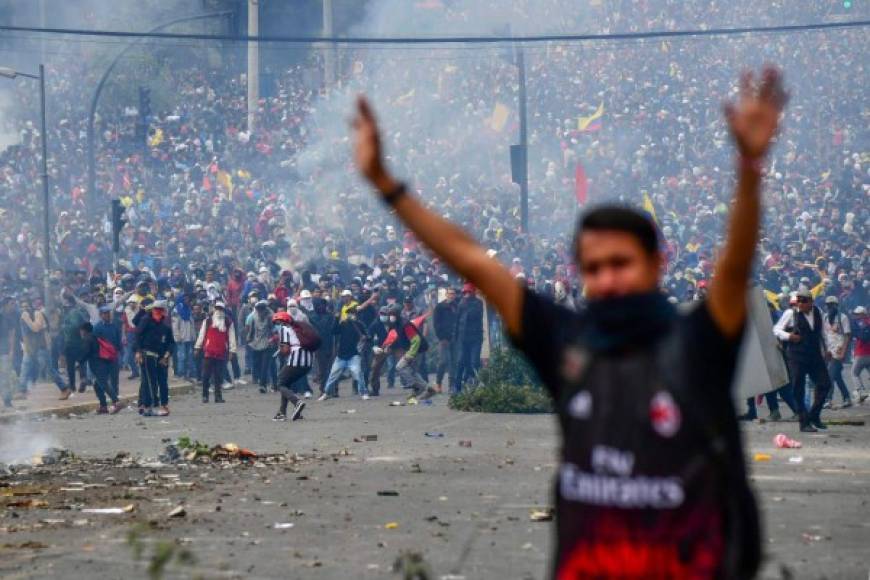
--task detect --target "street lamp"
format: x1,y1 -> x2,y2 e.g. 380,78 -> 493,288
0,64 -> 52,308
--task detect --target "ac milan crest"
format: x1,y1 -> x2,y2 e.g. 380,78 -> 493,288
649,391 -> 681,438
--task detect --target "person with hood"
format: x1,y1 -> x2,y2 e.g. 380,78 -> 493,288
195,301 -> 237,403
352,66 -> 785,578
247,299 -> 275,393
134,300 -> 175,417
453,283 -> 484,393
432,287 -> 459,392
172,294 -> 196,380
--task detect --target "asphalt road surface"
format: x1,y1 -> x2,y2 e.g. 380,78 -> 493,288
1,382 -> 869,580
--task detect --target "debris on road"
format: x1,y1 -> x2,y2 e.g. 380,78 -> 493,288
753,453 -> 772,462
7,498 -> 49,509
825,420 -> 865,427
392,550 -> 432,579
31,448 -> 71,466
167,505 -> 186,518
82,504 -> 135,515
529,508 -> 554,522
353,434 -> 378,442
377,490 -> 400,497
273,522 -> 295,530
458,440 -> 472,448
424,432 -> 445,438
385,522 -> 399,529
788,456 -> 804,464
774,433 -> 802,449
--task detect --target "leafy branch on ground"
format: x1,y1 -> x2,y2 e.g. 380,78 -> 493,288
449,348 -> 552,414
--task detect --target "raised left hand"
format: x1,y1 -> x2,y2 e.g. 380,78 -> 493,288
724,66 -> 788,160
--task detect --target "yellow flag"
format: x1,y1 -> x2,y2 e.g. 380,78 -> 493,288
577,102 -> 604,131
642,191 -> 658,223
489,102 -> 510,132
764,289 -> 781,311
148,128 -> 164,148
217,170 -> 234,200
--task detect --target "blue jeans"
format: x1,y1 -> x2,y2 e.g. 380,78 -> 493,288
324,355 -> 367,396
19,350 -> 66,392
125,332 -> 138,375
176,342 -> 194,378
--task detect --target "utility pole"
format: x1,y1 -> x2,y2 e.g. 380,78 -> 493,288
517,47 -> 529,233
323,0 -> 335,86
38,65 -> 51,309
247,0 -> 259,132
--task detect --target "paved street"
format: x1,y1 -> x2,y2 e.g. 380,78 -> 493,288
1,380 -> 869,580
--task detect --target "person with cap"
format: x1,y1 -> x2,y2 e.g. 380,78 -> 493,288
194,301 -> 237,403
338,289 -> 358,322
246,299 -> 275,394
822,295 -> 852,408
134,300 -> 175,417
773,288 -> 834,431
850,306 -> 870,401
319,305 -> 370,401
94,304 -> 123,408
78,314 -> 122,414
271,310 -> 309,422
452,283 -> 484,394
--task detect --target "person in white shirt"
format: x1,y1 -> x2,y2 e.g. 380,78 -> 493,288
822,296 -> 852,407
773,289 -> 834,432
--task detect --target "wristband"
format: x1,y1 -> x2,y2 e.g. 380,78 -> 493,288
739,156 -> 764,175
382,182 -> 408,206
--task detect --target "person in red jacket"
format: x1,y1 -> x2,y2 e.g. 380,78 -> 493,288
194,302 -> 237,403
226,269 -> 245,314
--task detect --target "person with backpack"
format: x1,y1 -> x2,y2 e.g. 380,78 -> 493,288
272,310 -> 314,422
94,305 -> 122,410
352,66 -> 785,578
194,301 -> 236,403
78,319 -> 122,414
822,296 -> 852,407
851,306 -> 870,401
318,305 -> 370,401
383,305 -> 435,401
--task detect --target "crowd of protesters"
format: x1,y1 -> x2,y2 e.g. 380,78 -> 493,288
0,1 -> 866,419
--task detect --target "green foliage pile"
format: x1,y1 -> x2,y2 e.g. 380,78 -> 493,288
448,348 -> 552,414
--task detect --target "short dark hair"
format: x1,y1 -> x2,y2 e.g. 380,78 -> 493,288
574,205 -> 659,257
80,322 -> 93,333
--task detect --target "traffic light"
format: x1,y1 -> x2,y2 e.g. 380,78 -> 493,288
111,199 -> 127,253
136,87 -> 151,142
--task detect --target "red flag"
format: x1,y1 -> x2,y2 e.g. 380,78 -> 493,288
574,162 -> 588,205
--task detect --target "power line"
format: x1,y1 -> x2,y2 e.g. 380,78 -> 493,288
0,19 -> 868,45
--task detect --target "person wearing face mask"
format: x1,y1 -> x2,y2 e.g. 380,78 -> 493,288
318,305 -> 370,401
308,297 -> 336,396
134,301 -> 175,417
822,296 -> 852,408
382,305 -> 435,401
239,293 -> 259,379
299,290 -> 315,316
367,306 -> 392,396
194,301 -> 237,404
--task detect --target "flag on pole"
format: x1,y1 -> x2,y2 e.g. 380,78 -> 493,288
574,162 -> 589,205
217,170 -> 234,200
642,191 -> 658,223
489,102 -> 510,132
577,102 -> 604,132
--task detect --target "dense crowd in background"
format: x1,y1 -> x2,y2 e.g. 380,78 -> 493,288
0,0 -> 866,411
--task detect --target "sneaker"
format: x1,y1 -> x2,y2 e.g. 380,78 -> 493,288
317,393 -> 329,402
259,385 -> 268,394
799,423 -> 818,433
784,414 -> 800,422
236,379 -> 248,386
224,381 -> 235,391
272,413 -> 287,422
156,407 -> 170,417
822,401 -> 832,410
291,401 -> 306,421
860,393 -> 869,404
737,413 -> 757,422
77,383 -> 87,394
215,396 -> 225,404
418,387 -> 437,401
303,391 -> 313,399
840,400 -> 853,409
361,394 -> 370,401
810,419 -> 827,431
109,403 -> 123,415
202,396 -> 209,404
96,406 -> 109,415
142,408 -> 155,417
767,410 -> 782,422
58,389 -> 72,401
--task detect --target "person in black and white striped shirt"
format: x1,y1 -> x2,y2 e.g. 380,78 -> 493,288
271,311 -> 311,422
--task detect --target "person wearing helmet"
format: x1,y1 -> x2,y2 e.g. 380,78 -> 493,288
851,306 -> 870,400
822,296 -> 852,408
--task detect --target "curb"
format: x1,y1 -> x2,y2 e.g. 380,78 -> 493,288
0,381 -> 196,424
